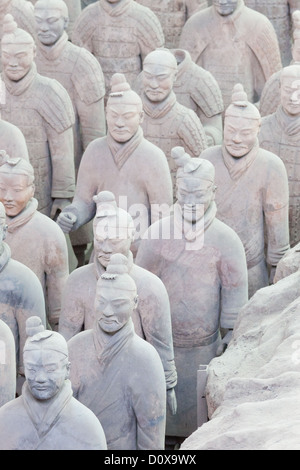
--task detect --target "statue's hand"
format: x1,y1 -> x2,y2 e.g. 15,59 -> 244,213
167,388 -> 177,415
50,198 -> 71,220
56,211 -> 77,233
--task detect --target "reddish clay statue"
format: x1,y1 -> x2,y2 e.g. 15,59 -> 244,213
72,0 -> 165,97
259,10 -> 300,117
0,201 -> 46,377
0,155 -> 69,331
202,84 -> 290,297
179,0 -> 282,109
244,0 -> 299,67
0,14 -> 75,219
135,0 -> 209,49
259,64 -> 300,248
140,48 -> 208,197
57,73 -> 173,257
136,146 -> 248,443
68,253 -> 166,450
0,316 -> 107,450
33,0 -> 106,265
59,190 -> 178,416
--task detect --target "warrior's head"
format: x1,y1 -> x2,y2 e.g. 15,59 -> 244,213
106,73 -> 143,143
224,83 -> 261,158
143,48 -> 178,103
172,146 -> 216,223
34,0 -> 69,46
280,65 -> 300,117
0,152 -> 35,218
23,317 -> 70,401
92,191 -> 135,269
1,14 -> 36,82
94,253 -> 138,334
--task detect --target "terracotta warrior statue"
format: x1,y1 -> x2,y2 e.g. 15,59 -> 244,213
0,0 -> 36,45
0,317 -> 16,407
140,48 -> 208,197
0,155 -> 69,331
201,84 -> 290,297
135,0 -> 209,49
244,0 -> 299,67
0,201 -> 46,378
0,316 -> 107,450
34,0 -> 106,162
0,14 -> 75,219
179,0 -> 282,109
259,64 -> 300,248
33,0 -> 106,266
71,0 -> 165,97
29,0 -> 82,38
68,253 -> 166,450
59,190 -> 178,415
57,73 -> 173,257
134,48 -> 224,146
259,10 -> 300,117
135,147 -> 248,445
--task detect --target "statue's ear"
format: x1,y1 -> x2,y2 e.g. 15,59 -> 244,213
134,295 -> 139,309
65,361 -> 71,379
64,17 -> 69,31
139,110 -> 144,125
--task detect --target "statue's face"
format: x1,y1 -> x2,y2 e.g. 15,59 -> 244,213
176,176 -> 215,223
106,103 -> 143,143
213,0 -> 238,16
1,42 -> 35,81
0,172 -> 34,217
24,349 -> 69,401
34,7 -> 68,46
95,285 -> 135,334
94,217 -> 132,268
143,62 -> 176,103
281,75 -> 300,117
224,115 -> 259,158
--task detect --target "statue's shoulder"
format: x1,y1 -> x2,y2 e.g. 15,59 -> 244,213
34,74 -> 75,131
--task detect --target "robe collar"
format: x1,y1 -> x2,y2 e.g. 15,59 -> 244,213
106,127 -> 144,170
276,105 -> 300,137
93,317 -> 135,368
100,0 -> 131,16
222,138 -> 259,180
2,63 -> 37,96
173,200 -> 217,251
37,31 -> 69,62
6,198 -> 38,233
142,90 -> 177,120
22,379 -> 73,439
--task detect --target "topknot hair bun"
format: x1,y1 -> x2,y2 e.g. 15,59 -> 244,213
231,83 -> 248,107
110,73 -> 131,93
106,253 -> 129,275
3,14 -> 18,35
26,316 -> 45,338
171,146 -> 190,169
